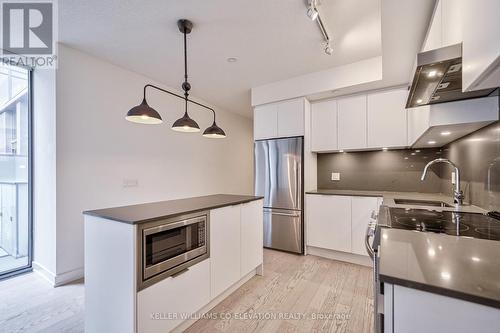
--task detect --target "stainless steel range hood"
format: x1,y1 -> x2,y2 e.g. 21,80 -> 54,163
406,43 -> 497,108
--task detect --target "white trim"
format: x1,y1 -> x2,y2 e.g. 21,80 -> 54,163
33,261 -> 84,287
32,261 -> 56,285
306,246 -> 373,267
54,266 -> 84,286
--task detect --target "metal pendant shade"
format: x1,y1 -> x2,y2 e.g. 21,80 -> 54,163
125,19 -> 226,138
203,121 -> 226,138
172,111 -> 200,132
126,98 -> 163,124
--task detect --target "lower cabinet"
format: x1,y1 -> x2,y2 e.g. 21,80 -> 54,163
240,200 -> 264,276
306,195 -> 351,252
384,284 -> 500,333
210,204 -> 242,298
137,259 -> 211,333
306,194 -> 381,256
351,197 -> 379,256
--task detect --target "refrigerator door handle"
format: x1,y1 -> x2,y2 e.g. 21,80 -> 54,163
263,208 -> 300,218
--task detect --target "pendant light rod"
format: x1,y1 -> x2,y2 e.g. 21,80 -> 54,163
142,84 -> 217,121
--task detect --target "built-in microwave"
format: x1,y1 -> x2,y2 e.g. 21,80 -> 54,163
138,211 -> 209,290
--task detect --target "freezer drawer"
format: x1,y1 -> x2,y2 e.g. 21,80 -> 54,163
263,208 -> 302,254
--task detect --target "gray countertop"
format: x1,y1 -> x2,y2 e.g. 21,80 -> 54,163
308,189 -> 499,307
379,228 -> 500,309
306,189 -> 486,214
83,194 -> 263,224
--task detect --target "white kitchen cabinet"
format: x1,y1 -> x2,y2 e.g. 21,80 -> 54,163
385,284 -> 500,333
367,89 -> 408,149
337,95 -> 367,150
422,0 -> 500,91
460,0 -> 500,91
253,98 -> 305,140
311,99 -> 338,152
277,98 -> 304,137
137,259 -> 211,333
306,195 -> 351,253
254,103 -> 278,140
422,0 -> 442,52
351,197 -> 378,256
240,199 -> 263,277
210,205 -> 242,298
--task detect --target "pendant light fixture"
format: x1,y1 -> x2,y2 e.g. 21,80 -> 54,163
126,19 -> 226,138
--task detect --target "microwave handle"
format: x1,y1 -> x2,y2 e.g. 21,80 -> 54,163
143,216 -> 205,236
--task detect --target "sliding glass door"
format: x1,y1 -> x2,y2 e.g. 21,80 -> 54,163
0,63 -> 32,278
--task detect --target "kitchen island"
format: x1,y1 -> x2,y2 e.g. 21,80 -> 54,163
83,194 -> 264,333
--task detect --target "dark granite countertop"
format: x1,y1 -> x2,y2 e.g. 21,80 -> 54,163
83,194 -> 263,224
379,221 -> 500,309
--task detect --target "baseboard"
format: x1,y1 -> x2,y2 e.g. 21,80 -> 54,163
33,262 -> 84,287
54,267 -> 84,286
33,261 -> 57,285
306,246 -> 373,267
172,266 -> 260,333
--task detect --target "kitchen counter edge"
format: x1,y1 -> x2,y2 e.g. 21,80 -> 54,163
83,194 -> 264,225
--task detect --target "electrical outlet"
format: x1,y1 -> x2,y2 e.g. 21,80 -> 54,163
331,172 -> 340,181
451,172 -> 456,184
123,179 -> 139,188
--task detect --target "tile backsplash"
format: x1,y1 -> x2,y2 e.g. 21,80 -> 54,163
440,121 -> 500,212
317,148 -> 445,193
316,121 -> 500,211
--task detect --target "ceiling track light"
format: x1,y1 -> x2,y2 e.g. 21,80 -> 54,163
306,0 -> 332,55
126,19 -> 226,139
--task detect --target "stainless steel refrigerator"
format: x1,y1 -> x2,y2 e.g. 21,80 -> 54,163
254,137 -> 303,254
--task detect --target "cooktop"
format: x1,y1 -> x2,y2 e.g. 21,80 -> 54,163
388,208 -> 500,241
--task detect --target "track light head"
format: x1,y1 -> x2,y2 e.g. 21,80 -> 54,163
324,41 -> 333,55
307,6 -> 318,21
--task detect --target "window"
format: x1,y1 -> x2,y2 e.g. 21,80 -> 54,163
0,63 -> 31,278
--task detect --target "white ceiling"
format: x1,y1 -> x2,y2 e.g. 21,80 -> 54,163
59,0 -> 435,117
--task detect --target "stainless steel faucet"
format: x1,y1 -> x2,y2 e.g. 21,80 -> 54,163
421,158 -> 464,205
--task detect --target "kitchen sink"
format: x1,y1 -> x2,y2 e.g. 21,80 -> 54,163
393,198 -> 454,208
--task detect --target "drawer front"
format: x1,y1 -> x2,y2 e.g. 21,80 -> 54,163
137,259 -> 210,333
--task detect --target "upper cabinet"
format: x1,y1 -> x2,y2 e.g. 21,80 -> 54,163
311,99 -> 338,152
460,0 -> 500,91
254,98 -> 305,140
367,89 -> 408,149
310,88 -> 408,152
253,103 -> 278,140
422,0 -> 500,91
338,95 -> 367,150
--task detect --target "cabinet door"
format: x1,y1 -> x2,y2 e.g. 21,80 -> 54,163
277,99 -> 304,137
210,205 -> 241,298
306,195 -> 351,252
338,95 -> 367,150
461,0 -> 500,91
137,259 -> 210,333
254,104 -> 278,140
240,200 -> 263,276
351,197 -> 379,256
422,0 -> 442,52
367,89 -> 408,148
311,100 -> 338,152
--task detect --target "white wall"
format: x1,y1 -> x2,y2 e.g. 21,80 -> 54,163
37,44 -> 253,283
32,68 -> 58,279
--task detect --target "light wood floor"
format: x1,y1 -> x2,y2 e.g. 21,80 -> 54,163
0,250 -> 373,333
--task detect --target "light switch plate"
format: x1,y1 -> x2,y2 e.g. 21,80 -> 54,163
331,172 -> 340,181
